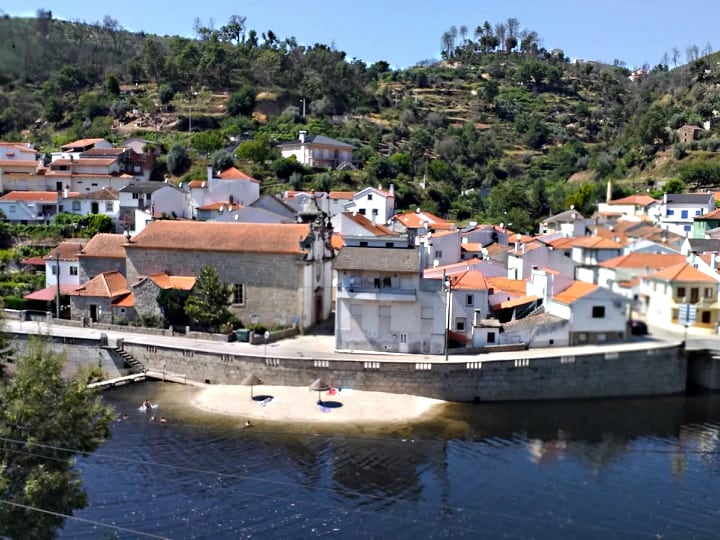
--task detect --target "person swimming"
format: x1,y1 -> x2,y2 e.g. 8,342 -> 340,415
142,399 -> 153,412
160,416 -> 167,424
244,420 -> 253,428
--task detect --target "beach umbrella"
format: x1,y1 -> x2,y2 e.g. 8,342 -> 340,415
241,373 -> 263,399
309,378 -> 330,405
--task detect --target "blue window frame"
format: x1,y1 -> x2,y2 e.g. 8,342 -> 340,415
681,210 -> 688,219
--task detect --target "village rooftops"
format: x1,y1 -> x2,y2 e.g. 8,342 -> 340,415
552,281 -> 599,304
343,212 -> 397,236
649,262 -> 719,283
599,253 -> 686,270
446,270 -> 488,291
80,234 -> 126,259
146,273 -> 196,290
68,188 -> 119,200
391,210 -> 455,230
0,191 -> 70,202
328,191 -> 355,200
127,221 -> 311,255
51,157 -> 118,168
543,209 -> 585,223
45,241 -> 86,262
664,193 -> 714,204
69,271 -> 129,298
60,138 -> 108,151
607,194 -> 658,207
0,159 -> 41,169
217,167 -> 259,182
685,238 -> 720,253
79,147 -> 127,157
333,246 -> 419,273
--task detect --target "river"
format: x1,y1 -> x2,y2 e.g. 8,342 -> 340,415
58,382 -> 720,539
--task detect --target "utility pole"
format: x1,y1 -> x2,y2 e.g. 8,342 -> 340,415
444,272 -> 452,362
300,98 -> 306,118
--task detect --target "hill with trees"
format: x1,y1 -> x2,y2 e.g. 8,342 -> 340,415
1,11 -> 720,233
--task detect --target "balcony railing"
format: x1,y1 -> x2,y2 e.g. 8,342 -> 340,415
337,281 -> 416,301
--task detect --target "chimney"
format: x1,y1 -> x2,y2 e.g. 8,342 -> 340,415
299,130 -> 306,144
606,178 -> 612,203
663,192 -> 668,205
207,165 -> 213,182
389,183 -> 394,196
63,185 -> 69,198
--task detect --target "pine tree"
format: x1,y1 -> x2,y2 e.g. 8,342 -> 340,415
184,265 -> 232,331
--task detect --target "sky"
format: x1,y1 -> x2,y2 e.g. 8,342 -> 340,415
3,0 -> 719,69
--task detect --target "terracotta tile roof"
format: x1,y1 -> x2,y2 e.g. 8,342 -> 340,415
60,138 -> 107,149
599,253 -> 686,269
45,241 -> 86,261
24,284 -> 81,301
569,236 -> 623,249
448,270 -> 488,291
68,188 -> 118,200
69,271 -> 129,298
608,194 -> 659,207
187,180 -> 207,189
80,148 -> 126,156
328,191 -> 355,200
112,293 -> 134,307
0,159 -> 40,168
649,263 -> 718,283
545,237 -> 577,249
128,221 -> 310,255
695,208 -> 720,220
344,212 -> 396,235
20,256 -> 46,266
591,226 -> 628,244
217,167 -> 258,182
553,281 -> 599,304
80,234 -> 126,258
486,277 -> 527,296
197,202 -> 244,211
392,210 -> 455,230
148,273 -> 196,290
0,191 -> 60,202
618,277 -> 642,288
461,242 -> 484,251
495,294 -> 538,309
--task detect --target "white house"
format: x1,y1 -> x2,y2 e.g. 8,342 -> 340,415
540,208 -> 590,237
333,246 -> 447,354
597,194 -> 659,219
444,270 -> 490,346
506,240 -> 577,281
422,230 -> 462,268
340,186 -> 396,224
278,132 -> 356,169
118,182 -> 189,232
64,188 -> 120,224
659,193 -> 715,236
187,166 -> 260,218
0,191 -> 65,223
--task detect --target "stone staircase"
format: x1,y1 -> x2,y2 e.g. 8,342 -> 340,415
114,347 -> 145,374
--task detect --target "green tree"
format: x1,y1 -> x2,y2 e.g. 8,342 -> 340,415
211,150 -> 235,172
184,265 -> 232,331
0,337 -> 114,539
167,143 -> 191,176
158,83 -> 175,105
157,288 -> 191,327
105,72 -> 120,96
43,97 -> 64,123
235,135 -> 272,163
227,85 -> 256,116
192,130 -> 226,155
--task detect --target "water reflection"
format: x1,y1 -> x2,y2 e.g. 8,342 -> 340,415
58,383 -> 720,539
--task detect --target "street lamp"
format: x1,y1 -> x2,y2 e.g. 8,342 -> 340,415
443,273 -> 452,362
49,254 -> 60,319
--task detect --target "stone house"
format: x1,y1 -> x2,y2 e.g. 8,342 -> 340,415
132,273 -> 196,320
123,220 -> 334,330
677,124 -> 703,143
68,270 -> 134,324
78,233 -> 127,283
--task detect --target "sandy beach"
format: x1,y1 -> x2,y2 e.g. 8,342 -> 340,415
191,384 -> 445,424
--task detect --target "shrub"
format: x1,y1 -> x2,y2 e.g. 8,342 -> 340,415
3,296 -> 26,310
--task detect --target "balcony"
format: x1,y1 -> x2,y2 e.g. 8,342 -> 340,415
336,281 -> 416,302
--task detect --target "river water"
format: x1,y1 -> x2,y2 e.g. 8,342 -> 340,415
58,382 -> 720,539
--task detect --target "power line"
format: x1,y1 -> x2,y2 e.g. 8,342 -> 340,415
0,499 -> 170,540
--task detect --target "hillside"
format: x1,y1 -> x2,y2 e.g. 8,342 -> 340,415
1,13 -> 720,233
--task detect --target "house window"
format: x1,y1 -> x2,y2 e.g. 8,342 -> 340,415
372,208 -> 378,216
696,210 -> 702,216
705,287 -> 714,299
681,210 -> 688,219
677,286 -> 686,299
105,202 -> 113,212
69,266 -> 78,276
232,283 -> 245,305
577,332 -> 588,343
434,250 -> 443,259
592,306 -> 605,318
487,332 -> 495,343
702,311 -> 712,324
421,307 -> 433,319
359,209 -> 366,215
367,194 -> 373,200
72,201 -> 81,211
51,265 -> 58,275
667,209 -> 674,216
466,294 -> 474,306
684,225 -> 692,232
9,205 -> 16,213
455,317 -> 466,332
690,287 -> 699,303
132,193 -> 139,200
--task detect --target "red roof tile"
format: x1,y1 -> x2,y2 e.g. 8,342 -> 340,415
128,221 -> 311,255
608,194 -> 659,207
599,253 -> 686,270
80,234 -> 126,259
553,281 -> 599,304
649,263 -> 718,283
60,138 -> 107,149
69,271 -> 129,298
148,273 -> 196,290
45,241 -> 86,261
217,167 -> 258,182
0,191 -> 60,202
